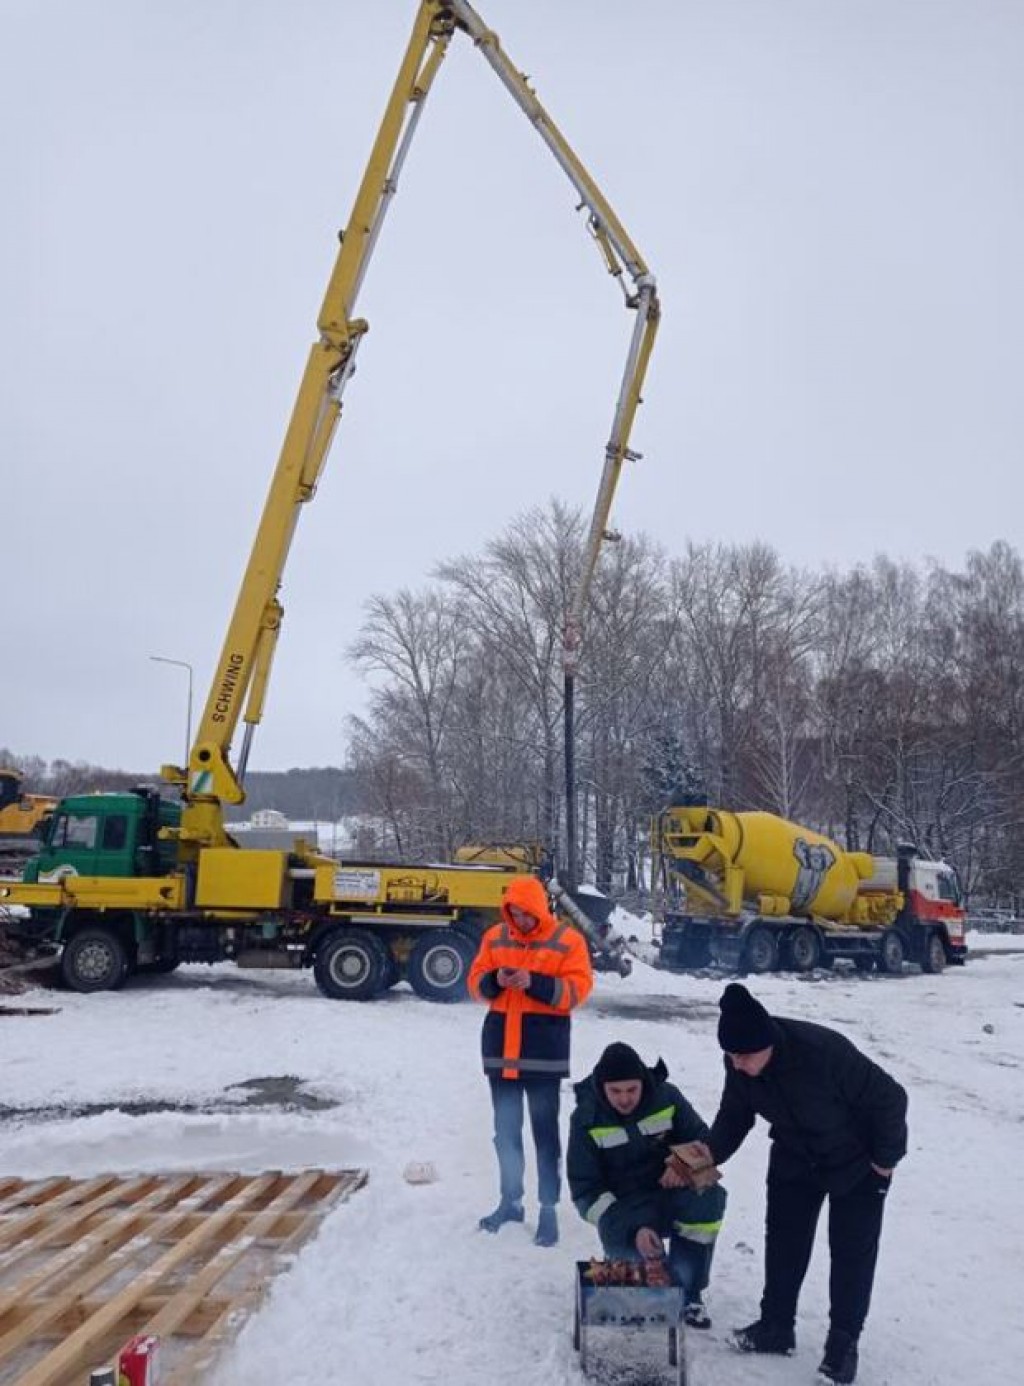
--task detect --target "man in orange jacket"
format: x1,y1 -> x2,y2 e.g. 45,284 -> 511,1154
469,874 -> 594,1246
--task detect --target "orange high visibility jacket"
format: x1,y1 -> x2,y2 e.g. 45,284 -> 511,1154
468,875 -> 594,1081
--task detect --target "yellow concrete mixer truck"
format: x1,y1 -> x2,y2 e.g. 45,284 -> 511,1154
651,802 -> 968,976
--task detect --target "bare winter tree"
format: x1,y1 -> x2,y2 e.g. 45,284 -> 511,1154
577,533 -> 675,893
437,501 -> 580,854
338,512 -> 1023,913
348,588 -> 463,857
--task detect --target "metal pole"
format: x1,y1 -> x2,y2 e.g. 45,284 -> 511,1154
149,655 -> 194,768
564,669 -> 577,894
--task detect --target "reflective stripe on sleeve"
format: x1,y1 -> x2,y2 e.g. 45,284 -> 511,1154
637,1106 -> 675,1136
586,1191 -> 617,1225
588,1125 -> 629,1149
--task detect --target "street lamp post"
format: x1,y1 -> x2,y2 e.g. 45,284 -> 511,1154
149,655 -> 194,768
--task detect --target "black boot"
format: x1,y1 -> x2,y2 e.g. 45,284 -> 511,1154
732,1319 -> 796,1354
818,1328 -> 858,1384
683,1296 -> 712,1330
478,1200 -> 524,1233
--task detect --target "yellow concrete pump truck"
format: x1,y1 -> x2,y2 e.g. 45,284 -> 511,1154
1,2 -> 657,1000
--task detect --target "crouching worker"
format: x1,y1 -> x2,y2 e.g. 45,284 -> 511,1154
567,1042 -> 727,1328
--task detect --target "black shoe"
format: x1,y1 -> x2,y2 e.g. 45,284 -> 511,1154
732,1319 -> 796,1354
683,1298 -> 712,1330
533,1204 -> 559,1247
818,1328 -> 858,1383
478,1200 -> 524,1233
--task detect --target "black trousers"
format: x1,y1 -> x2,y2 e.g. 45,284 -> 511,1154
761,1168 -> 890,1338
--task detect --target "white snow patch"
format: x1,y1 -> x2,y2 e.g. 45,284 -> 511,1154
1,945 -> 1021,1384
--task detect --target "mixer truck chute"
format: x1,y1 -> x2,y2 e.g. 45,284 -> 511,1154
651,804 -> 968,976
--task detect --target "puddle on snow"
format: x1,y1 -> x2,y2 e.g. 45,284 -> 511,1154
0,1074 -> 340,1125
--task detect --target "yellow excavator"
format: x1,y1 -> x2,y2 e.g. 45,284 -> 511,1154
1,2 -> 656,999
0,769 -> 56,876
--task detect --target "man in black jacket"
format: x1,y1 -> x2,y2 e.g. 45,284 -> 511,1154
568,1042 -> 727,1327
684,984 -> 907,1384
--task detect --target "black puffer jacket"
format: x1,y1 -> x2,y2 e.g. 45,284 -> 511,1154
568,1058 -> 711,1248
707,1018 -> 908,1195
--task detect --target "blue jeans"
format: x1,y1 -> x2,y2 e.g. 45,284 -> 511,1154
601,1184 -> 727,1299
488,1075 -> 562,1207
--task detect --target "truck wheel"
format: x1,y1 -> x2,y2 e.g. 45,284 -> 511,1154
743,927 -> 779,974
313,929 -> 388,1001
921,931 -> 946,974
407,929 -> 475,1002
877,929 -> 905,976
786,926 -> 822,973
61,927 -> 129,993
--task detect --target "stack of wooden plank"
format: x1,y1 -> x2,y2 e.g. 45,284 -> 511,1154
0,1167 -> 367,1385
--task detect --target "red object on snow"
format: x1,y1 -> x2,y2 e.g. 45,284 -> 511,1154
117,1334 -> 162,1385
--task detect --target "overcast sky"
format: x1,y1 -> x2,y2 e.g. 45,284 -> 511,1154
3,0 -> 1021,775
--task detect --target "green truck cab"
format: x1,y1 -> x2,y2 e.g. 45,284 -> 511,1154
24,789 -> 181,884
12,789 -> 185,990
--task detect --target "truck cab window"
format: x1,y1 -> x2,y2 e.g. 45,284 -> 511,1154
102,815 -> 128,850
938,873 -> 960,903
61,814 -> 99,849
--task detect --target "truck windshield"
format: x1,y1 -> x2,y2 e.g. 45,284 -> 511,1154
51,814 -> 99,849
938,872 -> 961,904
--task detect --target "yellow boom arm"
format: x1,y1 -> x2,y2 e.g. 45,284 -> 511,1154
169,1 -> 659,854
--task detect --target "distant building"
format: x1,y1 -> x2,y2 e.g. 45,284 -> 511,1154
251,808 -> 288,829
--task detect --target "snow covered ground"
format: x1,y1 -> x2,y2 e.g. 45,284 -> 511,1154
1,932 -> 1021,1385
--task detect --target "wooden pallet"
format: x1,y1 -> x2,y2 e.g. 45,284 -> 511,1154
0,1168 -> 367,1386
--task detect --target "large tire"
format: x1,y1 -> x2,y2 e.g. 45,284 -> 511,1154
920,930 -> 946,974
407,929 -> 476,1003
313,929 -> 388,1001
742,926 -> 779,975
877,928 -> 905,976
61,927 -> 129,993
786,925 -> 822,973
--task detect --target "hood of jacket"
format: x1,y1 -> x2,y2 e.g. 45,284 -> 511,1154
499,875 -> 559,940
573,1056 -> 670,1121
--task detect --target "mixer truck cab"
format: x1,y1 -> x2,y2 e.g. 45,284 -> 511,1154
895,850 -> 968,963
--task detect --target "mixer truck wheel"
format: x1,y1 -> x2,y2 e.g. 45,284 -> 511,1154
786,926 -> 822,973
920,930 -> 946,974
877,929 -> 905,976
742,927 -> 779,975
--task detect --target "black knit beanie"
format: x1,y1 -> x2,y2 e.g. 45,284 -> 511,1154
717,983 -> 777,1053
594,1042 -> 647,1086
